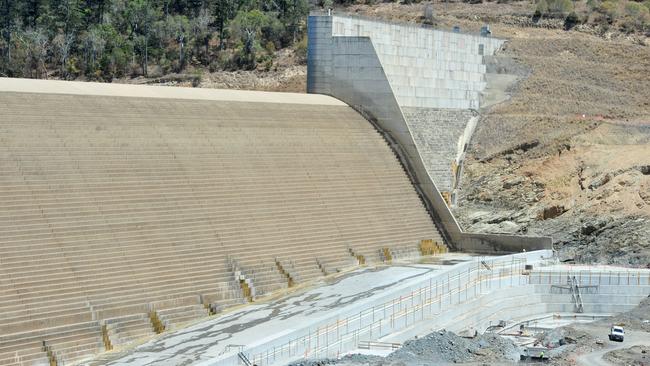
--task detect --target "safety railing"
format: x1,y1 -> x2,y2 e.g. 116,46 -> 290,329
528,269 -> 650,286
246,255 -> 530,365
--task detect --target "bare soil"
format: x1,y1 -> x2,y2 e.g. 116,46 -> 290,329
604,345 -> 650,365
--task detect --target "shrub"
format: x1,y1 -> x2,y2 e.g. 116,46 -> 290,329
599,1 -> 620,22
564,11 -> 581,29
622,1 -> 650,31
587,0 -> 602,10
535,0 -> 573,16
548,0 -> 574,15
536,0 -> 549,14
294,35 -> 308,64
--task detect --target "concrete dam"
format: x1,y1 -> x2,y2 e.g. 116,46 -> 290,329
307,13 -> 548,253
3,14 -> 642,366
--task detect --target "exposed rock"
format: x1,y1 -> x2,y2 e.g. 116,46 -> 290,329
539,205 -> 567,220
580,221 -> 606,236
503,176 -> 524,189
588,173 -> 611,190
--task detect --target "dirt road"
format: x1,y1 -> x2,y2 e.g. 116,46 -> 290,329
576,329 -> 650,366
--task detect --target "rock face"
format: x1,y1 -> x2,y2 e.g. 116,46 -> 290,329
455,154 -> 650,265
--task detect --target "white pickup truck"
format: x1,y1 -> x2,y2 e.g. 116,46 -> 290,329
608,326 -> 625,342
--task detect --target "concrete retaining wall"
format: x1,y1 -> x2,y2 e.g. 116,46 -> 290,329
212,252 -> 650,366
211,251 -> 550,366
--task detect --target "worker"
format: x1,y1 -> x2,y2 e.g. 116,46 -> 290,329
540,350 -> 545,359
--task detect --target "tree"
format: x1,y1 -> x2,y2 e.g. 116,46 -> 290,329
19,27 -> 50,78
0,0 -> 312,80
81,25 -> 106,76
0,0 -> 18,74
274,0 -> 308,44
166,15 -> 190,71
18,0 -> 46,28
214,0 -> 237,49
230,9 -> 272,68
192,7 -> 213,63
53,31 -> 75,78
52,0 -> 84,35
125,0 -> 158,75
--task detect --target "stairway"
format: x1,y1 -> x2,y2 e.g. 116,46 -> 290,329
568,276 -> 584,313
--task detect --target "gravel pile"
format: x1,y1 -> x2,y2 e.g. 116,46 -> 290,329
386,331 -> 479,364
476,333 -> 522,361
289,330 -> 522,366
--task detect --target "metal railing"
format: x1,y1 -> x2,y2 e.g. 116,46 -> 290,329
529,269 -> 650,286
246,256 -> 528,365
357,340 -> 401,350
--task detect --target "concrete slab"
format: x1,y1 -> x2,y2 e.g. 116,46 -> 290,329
102,258 -> 475,366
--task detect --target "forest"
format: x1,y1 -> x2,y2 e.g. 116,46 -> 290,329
0,0 -> 309,80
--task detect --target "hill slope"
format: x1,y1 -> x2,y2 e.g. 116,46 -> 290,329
340,1 -> 650,265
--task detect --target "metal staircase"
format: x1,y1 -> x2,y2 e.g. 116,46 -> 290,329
238,352 -> 252,366
568,275 -> 584,313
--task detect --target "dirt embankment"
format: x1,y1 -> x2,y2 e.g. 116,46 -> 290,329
351,2 -> 650,266
604,345 -> 650,365
454,20 -> 650,265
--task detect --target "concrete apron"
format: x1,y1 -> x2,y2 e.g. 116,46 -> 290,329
208,251 -> 550,366
219,251 -> 649,366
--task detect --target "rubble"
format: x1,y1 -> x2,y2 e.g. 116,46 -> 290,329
289,330 -> 521,366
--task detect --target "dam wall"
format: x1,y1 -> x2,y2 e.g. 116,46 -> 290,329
0,78 -> 443,365
308,14 -> 503,198
307,14 -> 551,253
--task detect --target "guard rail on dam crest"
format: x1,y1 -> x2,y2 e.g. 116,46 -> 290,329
210,251 -> 650,366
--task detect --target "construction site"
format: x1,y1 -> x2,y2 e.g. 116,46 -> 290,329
0,10 -> 648,366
